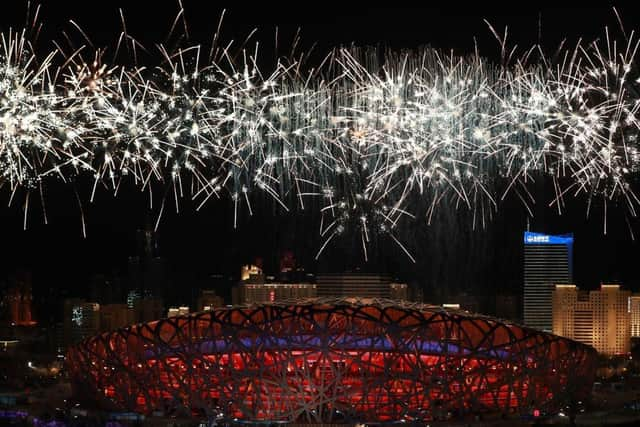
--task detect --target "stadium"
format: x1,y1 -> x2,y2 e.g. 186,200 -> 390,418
66,298 -> 596,423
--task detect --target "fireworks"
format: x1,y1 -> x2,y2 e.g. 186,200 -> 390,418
2,7 -> 640,259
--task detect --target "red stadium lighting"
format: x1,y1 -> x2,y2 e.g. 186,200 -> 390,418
67,298 -> 596,423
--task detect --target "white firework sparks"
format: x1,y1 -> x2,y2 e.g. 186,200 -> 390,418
2,8 -> 640,259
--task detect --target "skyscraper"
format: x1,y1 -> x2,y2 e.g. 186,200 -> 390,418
127,225 -> 169,300
524,232 -> 573,331
68,301 -> 100,345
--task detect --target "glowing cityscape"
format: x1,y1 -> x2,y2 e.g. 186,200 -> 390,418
2,4 -> 640,427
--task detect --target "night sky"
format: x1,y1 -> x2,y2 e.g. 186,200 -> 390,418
1,4 -> 640,315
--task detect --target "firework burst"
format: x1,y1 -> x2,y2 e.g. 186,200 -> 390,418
2,7 -> 640,259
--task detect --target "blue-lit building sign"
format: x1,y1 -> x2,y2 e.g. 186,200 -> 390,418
524,232 -> 573,246
524,231 -> 574,276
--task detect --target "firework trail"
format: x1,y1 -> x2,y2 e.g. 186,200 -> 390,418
2,6 -> 640,259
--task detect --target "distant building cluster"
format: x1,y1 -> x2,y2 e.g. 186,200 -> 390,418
233,258 -> 317,304
53,248 -> 416,352
49,227 -> 228,352
60,289 -> 226,351
523,231 -> 639,356
10,227 -> 639,363
232,255 -> 410,305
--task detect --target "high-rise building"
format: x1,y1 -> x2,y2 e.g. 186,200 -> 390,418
593,285 -> 631,354
524,232 -> 573,331
630,294 -> 640,337
68,301 -> 100,345
316,274 -> 408,300
126,289 -> 140,309
63,301 -> 134,348
127,225 -> 169,300
552,285 -> 592,345
552,284 -> 631,355
62,298 -> 85,349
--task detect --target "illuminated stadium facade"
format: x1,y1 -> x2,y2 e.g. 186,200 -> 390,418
66,298 -> 596,423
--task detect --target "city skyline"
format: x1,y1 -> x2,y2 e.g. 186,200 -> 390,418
4,4 -> 640,425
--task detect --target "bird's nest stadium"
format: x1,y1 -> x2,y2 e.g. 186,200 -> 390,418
66,298 -> 596,423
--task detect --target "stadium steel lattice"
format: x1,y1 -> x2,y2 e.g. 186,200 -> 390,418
66,298 -> 596,423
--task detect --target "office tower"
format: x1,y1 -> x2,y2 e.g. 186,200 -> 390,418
127,225 -> 168,300
553,284 -> 631,355
524,232 -> 573,331
62,298 -> 85,349
552,285 -> 593,346
593,285 -> 631,354
68,301 -> 100,345
126,289 -> 141,309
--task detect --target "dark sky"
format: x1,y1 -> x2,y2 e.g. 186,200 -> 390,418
2,4 -> 640,308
